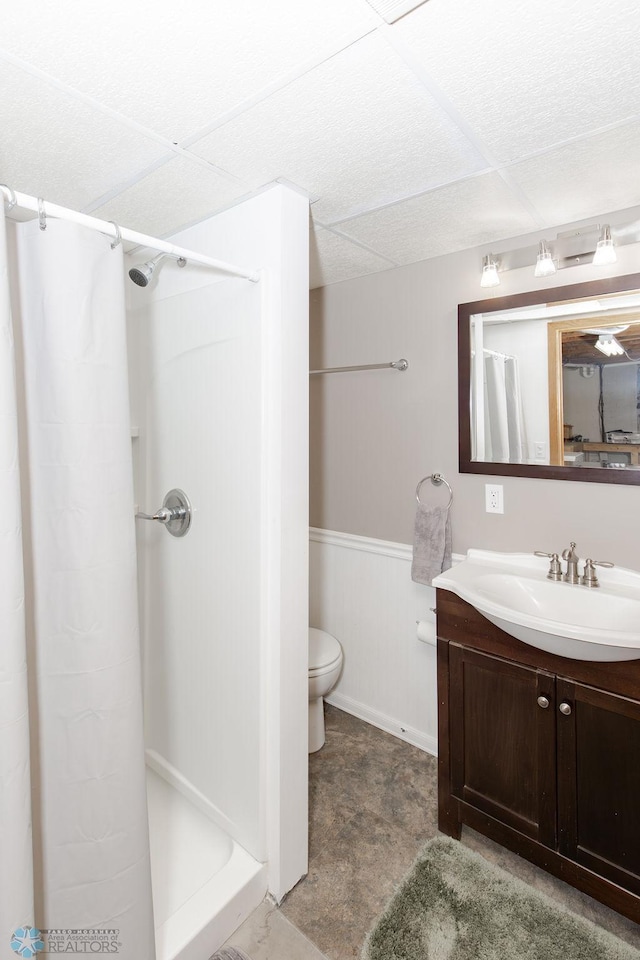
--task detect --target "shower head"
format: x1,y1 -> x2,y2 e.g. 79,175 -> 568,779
128,254 -> 165,287
128,254 -> 188,287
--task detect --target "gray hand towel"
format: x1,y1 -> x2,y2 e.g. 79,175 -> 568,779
411,503 -> 452,585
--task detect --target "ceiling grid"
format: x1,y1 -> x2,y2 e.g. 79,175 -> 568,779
0,0 -> 638,287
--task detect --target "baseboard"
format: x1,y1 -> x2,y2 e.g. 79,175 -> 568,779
325,691 -> 438,757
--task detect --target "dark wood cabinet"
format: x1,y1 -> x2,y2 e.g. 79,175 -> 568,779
437,588 -> 640,923
449,644 -> 556,847
556,678 -> 640,897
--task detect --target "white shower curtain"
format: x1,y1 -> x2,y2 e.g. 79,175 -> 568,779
483,352 -> 528,463
0,209 -> 154,958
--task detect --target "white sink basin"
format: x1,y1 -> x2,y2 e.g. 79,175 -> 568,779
432,549 -> 640,661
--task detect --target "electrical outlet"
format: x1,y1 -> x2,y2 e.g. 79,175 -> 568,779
485,484 -> 504,514
534,441 -> 546,460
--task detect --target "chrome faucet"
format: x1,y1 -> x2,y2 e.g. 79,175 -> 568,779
562,542 -> 580,584
535,543 -> 614,586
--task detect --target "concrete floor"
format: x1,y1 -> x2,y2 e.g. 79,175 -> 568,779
224,704 -> 640,960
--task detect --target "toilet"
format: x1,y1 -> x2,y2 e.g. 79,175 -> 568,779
308,627 -> 343,753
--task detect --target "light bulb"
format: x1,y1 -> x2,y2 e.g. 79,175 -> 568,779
593,225 -> 617,266
480,254 -> 500,288
534,240 -> 556,278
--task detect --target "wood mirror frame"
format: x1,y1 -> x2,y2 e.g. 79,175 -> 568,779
458,271 -> 640,485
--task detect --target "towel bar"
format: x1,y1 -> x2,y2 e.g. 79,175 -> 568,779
310,359 -> 408,375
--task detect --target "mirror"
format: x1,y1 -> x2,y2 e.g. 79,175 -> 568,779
459,272 -> 640,484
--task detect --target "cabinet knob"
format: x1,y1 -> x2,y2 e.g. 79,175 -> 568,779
559,702 -> 572,716
537,696 -> 550,709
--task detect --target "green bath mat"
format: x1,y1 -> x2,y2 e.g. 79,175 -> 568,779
363,836 -> 639,960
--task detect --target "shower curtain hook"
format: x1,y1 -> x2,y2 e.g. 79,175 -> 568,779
38,197 -> 47,231
0,184 -> 17,210
108,220 -> 122,250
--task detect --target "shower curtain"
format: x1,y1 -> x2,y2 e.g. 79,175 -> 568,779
483,351 -> 528,463
0,209 -> 154,959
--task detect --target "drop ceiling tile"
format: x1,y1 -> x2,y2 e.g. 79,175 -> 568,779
91,157 -> 251,239
336,172 -> 538,263
190,32 -> 486,223
364,0 -> 429,24
395,0 -> 640,163
508,123 -> 640,225
0,0 -> 377,142
0,60 -> 168,211
310,225 -> 395,288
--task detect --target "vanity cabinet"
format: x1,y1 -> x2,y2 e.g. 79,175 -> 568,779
437,588 -> 640,922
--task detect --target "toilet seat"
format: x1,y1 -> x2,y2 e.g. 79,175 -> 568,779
309,656 -> 342,679
309,627 -> 342,674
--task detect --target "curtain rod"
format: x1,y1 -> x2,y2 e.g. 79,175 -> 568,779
0,185 -> 260,283
483,348 -> 515,361
310,359 -> 408,375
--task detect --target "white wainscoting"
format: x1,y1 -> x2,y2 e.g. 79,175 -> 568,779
309,527 -> 462,756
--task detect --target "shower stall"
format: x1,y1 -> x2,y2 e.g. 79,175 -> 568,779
1,183 -> 309,960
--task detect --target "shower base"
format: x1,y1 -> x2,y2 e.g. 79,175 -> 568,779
146,768 -> 267,960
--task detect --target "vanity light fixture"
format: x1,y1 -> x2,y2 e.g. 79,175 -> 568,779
593,224 -> 617,265
595,334 -> 625,357
482,218 -> 639,278
480,254 -> 500,288
533,240 -> 556,278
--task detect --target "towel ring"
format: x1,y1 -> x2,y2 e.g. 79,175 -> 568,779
415,473 -> 453,510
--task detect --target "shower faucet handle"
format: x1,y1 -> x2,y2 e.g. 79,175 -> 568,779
136,506 -> 172,523
135,488 -> 192,538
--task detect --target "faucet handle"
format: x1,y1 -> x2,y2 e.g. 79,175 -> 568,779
534,551 -> 563,581
581,558 -> 614,587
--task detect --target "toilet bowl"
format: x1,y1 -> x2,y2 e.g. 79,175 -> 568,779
308,628 -> 343,753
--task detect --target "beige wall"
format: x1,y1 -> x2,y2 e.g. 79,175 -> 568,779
310,209 -> 640,569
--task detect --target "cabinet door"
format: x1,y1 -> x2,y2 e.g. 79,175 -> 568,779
557,678 -> 640,895
449,644 -> 556,846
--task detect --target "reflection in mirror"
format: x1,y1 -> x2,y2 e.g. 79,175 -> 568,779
551,316 -> 640,467
459,273 -> 640,485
